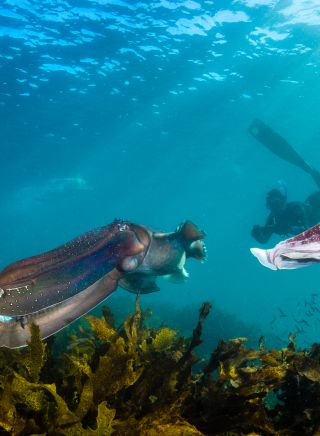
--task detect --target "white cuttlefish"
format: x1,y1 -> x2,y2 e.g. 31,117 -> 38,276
251,223 -> 320,270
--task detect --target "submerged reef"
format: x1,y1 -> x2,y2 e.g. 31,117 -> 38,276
1,299 -> 320,434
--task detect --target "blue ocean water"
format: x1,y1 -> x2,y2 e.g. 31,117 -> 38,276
1,0 -> 320,348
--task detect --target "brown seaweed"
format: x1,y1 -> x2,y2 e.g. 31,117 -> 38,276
1,297 -> 320,435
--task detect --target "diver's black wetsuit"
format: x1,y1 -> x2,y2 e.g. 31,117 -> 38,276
252,192 -> 320,244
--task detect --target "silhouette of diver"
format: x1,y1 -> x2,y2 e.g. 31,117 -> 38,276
249,119 -> 320,244
251,188 -> 320,243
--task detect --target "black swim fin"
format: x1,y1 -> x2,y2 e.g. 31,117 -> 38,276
248,118 -> 320,188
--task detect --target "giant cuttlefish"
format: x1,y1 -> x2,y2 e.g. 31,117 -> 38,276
251,223 -> 320,270
0,220 -> 206,348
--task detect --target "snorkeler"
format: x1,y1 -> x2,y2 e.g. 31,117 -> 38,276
249,119 -> 320,243
251,188 -> 320,243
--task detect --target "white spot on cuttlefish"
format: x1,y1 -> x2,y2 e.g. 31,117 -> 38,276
3,285 -> 30,293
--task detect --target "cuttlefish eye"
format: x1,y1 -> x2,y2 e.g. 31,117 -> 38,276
120,256 -> 139,272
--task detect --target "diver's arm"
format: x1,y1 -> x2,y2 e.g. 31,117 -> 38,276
251,215 -> 275,244
251,224 -> 273,244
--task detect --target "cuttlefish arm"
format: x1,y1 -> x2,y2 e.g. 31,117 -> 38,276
251,223 -> 320,270
0,221 -> 146,316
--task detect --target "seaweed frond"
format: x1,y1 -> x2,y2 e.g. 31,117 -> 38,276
2,296 -> 320,434
20,323 -> 47,383
152,327 -> 177,352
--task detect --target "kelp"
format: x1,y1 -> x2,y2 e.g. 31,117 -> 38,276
2,299 -> 320,434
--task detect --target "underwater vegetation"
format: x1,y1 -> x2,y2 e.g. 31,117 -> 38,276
102,295 -> 267,353
2,298 -> 320,435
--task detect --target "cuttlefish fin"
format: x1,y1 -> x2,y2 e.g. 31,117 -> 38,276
0,268 -> 123,349
119,274 -> 160,294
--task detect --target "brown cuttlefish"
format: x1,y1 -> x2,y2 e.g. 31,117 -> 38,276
0,220 -> 206,348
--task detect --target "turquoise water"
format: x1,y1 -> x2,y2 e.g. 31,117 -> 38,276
1,0 -> 320,348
